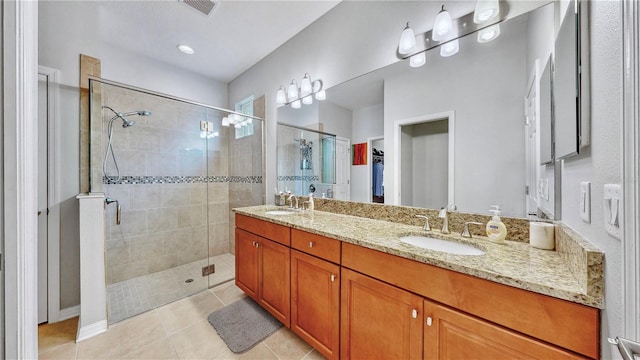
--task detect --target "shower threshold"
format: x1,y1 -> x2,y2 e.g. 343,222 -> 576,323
107,253 -> 235,324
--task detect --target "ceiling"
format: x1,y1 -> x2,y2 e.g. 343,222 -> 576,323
94,0 -> 341,83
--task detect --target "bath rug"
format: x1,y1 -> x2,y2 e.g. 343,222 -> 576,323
207,297 -> 283,353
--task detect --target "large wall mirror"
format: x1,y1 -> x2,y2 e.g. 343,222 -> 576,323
276,0 -> 585,220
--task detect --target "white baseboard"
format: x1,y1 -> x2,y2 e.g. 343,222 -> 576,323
59,305 -> 80,321
76,319 -> 108,343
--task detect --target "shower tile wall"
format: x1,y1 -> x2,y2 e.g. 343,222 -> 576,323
99,84 -> 230,284
228,98 -> 265,254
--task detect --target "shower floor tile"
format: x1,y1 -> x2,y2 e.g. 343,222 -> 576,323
107,253 -> 235,324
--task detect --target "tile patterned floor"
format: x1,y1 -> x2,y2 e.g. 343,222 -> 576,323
39,281 -> 327,360
108,253 -> 236,324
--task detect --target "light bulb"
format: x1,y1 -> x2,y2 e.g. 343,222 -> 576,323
287,80 -> 298,101
474,0 -> 500,24
276,86 -> 286,104
291,100 -> 301,109
315,89 -> 326,100
221,117 -> 229,127
432,5 -> 453,41
398,22 -> 417,55
440,39 -> 459,57
177,44 -> 195,55
410,52 -> 426,67
234,123 -> 241,129
477,24 -> 501,43
300,74 -> 312,96
302,95 -> 313,105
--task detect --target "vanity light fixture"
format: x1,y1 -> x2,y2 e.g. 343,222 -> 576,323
473,0 -> 500,24
177,44 -> 195,55
398,22 -> 417,55
221,113 -> 252,128
276,73 -> 326,109
440,39 -> 459,57
477,24 -> 501,43
432,5 -> 453,41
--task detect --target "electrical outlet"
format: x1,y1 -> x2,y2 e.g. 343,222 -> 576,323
580,182 -> 591,223
603,184 -> 622,239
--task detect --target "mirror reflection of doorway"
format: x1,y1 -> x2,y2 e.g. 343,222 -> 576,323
395,112 -> 454,209
371,139 -> 384,203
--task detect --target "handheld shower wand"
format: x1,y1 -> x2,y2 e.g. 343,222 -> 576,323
101,106 -> 152,182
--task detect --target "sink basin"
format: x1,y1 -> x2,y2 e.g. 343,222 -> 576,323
265,210 -> 297,215
399,235 -> 485,256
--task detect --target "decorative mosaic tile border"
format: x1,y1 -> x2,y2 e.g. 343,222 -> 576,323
104,175 -> 262,185
277,175 -> 320,181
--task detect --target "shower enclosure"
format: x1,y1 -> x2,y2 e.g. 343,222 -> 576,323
89,78 -> 264,324
276,123 -> 336,198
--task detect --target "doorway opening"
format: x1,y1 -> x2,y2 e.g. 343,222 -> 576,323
394,111 -> 455,209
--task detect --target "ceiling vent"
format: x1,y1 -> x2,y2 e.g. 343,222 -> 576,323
180,0 -> 218,16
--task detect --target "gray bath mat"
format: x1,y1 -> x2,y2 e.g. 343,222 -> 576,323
207,297 -> 283,354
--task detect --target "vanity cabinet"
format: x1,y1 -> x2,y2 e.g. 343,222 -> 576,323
235,215 -> 291,327
291,229 -> 341,360
341,268 -> 423,360
235,214 -> 600,359
342,243 -> 599,359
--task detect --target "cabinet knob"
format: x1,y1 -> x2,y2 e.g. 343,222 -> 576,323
255,242 -> 259,248
412,309 -> 418,319
426,316 -> 433,327
331,274 -> 336,282
309,241 -> 314,248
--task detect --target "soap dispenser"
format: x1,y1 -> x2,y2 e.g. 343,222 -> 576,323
486,205 -> 507,244
307,193 -> 315,211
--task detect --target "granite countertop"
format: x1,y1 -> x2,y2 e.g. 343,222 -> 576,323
234,205 -> 603,309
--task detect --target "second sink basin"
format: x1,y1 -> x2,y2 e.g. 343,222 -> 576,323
399,235 -> 485,256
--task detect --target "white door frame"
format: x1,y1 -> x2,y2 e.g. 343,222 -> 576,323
367,136 -> 384,203
335,137 -> 351,200
622,0 -> 640,340
393,111 -> 455,207
38,66 -> 63,324
2,0 -> 39,358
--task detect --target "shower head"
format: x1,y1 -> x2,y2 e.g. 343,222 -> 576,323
102,106 -> 152,128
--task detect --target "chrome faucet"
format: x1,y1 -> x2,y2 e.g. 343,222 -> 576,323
287,194 -> 299,209
438,207 -> 450,234
415,215 -> 431,231
461,222 -> 483,238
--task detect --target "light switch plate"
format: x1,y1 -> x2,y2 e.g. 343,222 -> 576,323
580,182 -> 591,222
603,184 -> 622,240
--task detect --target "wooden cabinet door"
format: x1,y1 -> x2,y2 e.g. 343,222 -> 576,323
235,228 -> 258,300
291,250 -> 340,360
259,236 -> 291,327
423,299 -> 586,360
341,268 -> 423,360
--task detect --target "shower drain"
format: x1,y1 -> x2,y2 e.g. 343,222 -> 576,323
185,279 -> 194,283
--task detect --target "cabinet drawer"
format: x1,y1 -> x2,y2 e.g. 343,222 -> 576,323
236,214 -> 290,246
291,229 -> 341,264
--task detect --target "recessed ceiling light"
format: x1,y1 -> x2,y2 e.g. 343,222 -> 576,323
177,44 -> 195,55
